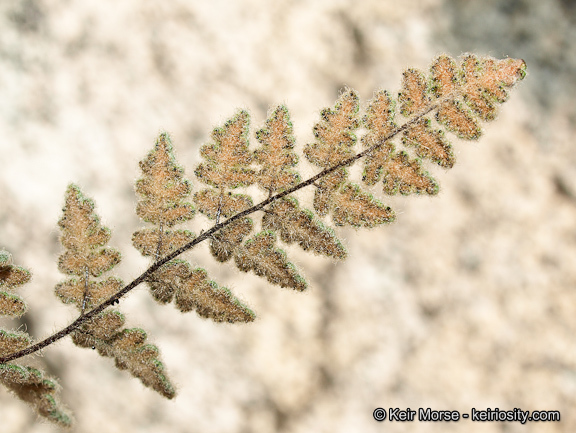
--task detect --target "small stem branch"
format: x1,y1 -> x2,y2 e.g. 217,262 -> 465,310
0,100 -> 441,365
155,221 -> 164,263
215,189 -> 223,225
81,267 -> 89,314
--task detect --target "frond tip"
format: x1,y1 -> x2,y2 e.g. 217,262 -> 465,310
362,54 -> 525,202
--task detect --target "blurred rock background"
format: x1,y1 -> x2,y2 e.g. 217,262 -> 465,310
0,0 -> 575,432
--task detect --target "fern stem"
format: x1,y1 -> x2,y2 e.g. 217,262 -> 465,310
0,99 -> 443,364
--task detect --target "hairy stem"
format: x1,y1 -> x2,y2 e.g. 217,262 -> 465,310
0,99 -> 442,364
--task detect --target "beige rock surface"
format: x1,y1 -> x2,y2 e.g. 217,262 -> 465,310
0,0 -> 575,432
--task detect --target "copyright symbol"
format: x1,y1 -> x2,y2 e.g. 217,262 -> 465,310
373,407 -> 386,421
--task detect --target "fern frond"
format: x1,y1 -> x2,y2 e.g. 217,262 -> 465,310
57,184 -> 123,309
195,111 -> 255,189
304,89 -> 396,227
305,89 -> 361,169
133,133 -> 198,306
254,105 -> 301,194
362,90 -> 396,184
0,54 -> 526,427
460,55 -> 525,121
194,112 -> 256,263
135,132 -> 195,227
304,89 -> 361,219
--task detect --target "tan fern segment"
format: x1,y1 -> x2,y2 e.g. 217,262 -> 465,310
402,118 -> 454,168
332,183 -> 395,227
133,132 -> 200,307
210,217 -> 254,262
0,291 -> 26,318
430,54 -> 526,136
55,277 -> 122,307
0,330 -> 30,358
262,197 -> 346,259
427,55 -> 480,139
381,152 -> 439,195
363,70 -> 444,194
398,68 -> 430,116
0,364 -> 72,427
71,311 -> 175,399
362,90 -> 396,185
194,189 -> 253,220
145,260 -> 192,304
194,111 -> 255,261
195,110 -> 255,189
0,251 -> 29,317
132,228 -> 196,258
135,132 -> 195,227
436,99 -> 481,140
461,54 -> 527,121
235,231 -> 307,291
430,54 -> 461,97
174,268 -> 255,323
56,184 -> 122,309
305,89 -> 360,168
305,89 -> 360,214
254,105 -> 301,193
365,54 -> 525,191
313,168 -> 347,217
194,115 -> 254,210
